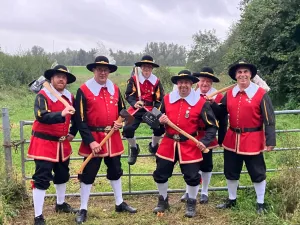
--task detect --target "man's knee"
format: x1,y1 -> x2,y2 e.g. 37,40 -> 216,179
33,180 -> 51,190
153,170 -> 169,184
184,172 -> 201,186
122,126 -> 136,138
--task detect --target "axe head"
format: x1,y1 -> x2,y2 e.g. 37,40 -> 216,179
119,109 -> 134,125
28,76 -> 47,93
142,107 -> 162,129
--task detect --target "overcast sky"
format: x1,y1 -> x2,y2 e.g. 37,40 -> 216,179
0,0 -> 241,54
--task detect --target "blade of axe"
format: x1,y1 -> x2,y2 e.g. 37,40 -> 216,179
151,107 -> 209,153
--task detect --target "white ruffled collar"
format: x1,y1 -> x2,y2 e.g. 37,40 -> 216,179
195,87 -> 217,99
42,84 -> 72,103
169,89 -> 200,106
232,81 -> 259,99
138,72 -> 157,85
85,78 -> 115,96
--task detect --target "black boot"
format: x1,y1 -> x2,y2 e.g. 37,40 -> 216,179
75,209 -> 87,224
199,194 -> 209,204
148,142 -> 158,155
153,195 -> 169,213
115,201 -> 137,213
128,144 -> 140,165
257,203 -> 266,214
216,199 -> 236,209
180,193 -> 189,202
185,198 -> 197,218
55,202 -> 78,213
34,215 -> 45,225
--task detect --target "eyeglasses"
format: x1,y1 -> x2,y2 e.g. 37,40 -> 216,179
94,67 -> 110,73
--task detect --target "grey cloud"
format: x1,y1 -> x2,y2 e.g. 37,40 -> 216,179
0,0 -> 241,53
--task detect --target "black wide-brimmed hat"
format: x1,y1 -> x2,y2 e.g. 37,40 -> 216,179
86,56 -> 118,73
44,65 -> 76,84
135,55 -> 159,68
171,70 -> 199,84
193,67 -> 220,82
228,59 -> 257,80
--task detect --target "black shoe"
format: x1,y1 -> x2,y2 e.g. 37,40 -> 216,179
55,202 -> 78,214
257,203 -> 266,214
128,144 -> 140,165
153,195 -> 169,213
115,201 -> 137,213
75,209 -> 87,224
148,142 -> 158,155
199,194 -> 208,204
180,193 -> 189,202
185,198 -> 197,218
34,215 -> 45,225
216,199 -> 236,209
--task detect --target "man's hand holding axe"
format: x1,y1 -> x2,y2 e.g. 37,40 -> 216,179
29,75 -> 75,114
77,109 -> 134,178
143,107 -> 210,153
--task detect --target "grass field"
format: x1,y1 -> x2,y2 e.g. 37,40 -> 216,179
1,66 -> 300,224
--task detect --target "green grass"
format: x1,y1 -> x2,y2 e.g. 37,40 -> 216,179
1,67 -> 300,224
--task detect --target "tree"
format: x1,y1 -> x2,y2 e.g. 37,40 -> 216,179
186,30 -> 221,72
31,46 -> 45,56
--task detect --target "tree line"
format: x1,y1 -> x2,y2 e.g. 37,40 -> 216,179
1,0 -> 299,107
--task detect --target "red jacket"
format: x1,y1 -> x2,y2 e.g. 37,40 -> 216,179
222,88 -> 266,155
77,83 -> 124,157
27,90 -> 73,162
157,94 -> 217,164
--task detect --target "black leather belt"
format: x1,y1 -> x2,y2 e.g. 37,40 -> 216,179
32,131 -> 67,142
198,127 -> 205,131
230,126 -> 263,134
165,132 -> 197,142
142,100 -> 153,106
88,126 -> 112,132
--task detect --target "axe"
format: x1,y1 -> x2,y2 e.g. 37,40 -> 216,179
77,109 -> 134,180
206,84 -> 236,99
143,107 -> 209,153
28,76 -> 75,114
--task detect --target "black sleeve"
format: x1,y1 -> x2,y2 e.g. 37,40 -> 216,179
75,88 -> 95,145
153,80 -> 165,109
118,89 -> 126,113
158,98 -> 165,114
260,93 -> 276,146
199,102 -> 218,147
69,97 -> 78,137
34,94 -> 65,124
210,97 -> 228,145
210,93 -> 228,118
124,77 -> 137,108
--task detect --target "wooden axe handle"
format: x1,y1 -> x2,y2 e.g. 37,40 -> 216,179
206,84 -> 236,98
134,67 -> 142,101
166,120 -> 209,153
77,116 -> 123,175
42,81 -> 75,113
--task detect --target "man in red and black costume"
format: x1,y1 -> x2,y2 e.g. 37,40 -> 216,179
123,55 -> 165,165
152,70 -> 218,218
181,67 -> 227,204
74,56 -> 137,224
28,65 -> 78,225
215,59 -> 276,214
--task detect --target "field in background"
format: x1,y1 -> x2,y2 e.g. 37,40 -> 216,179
1,66 -> 300,224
